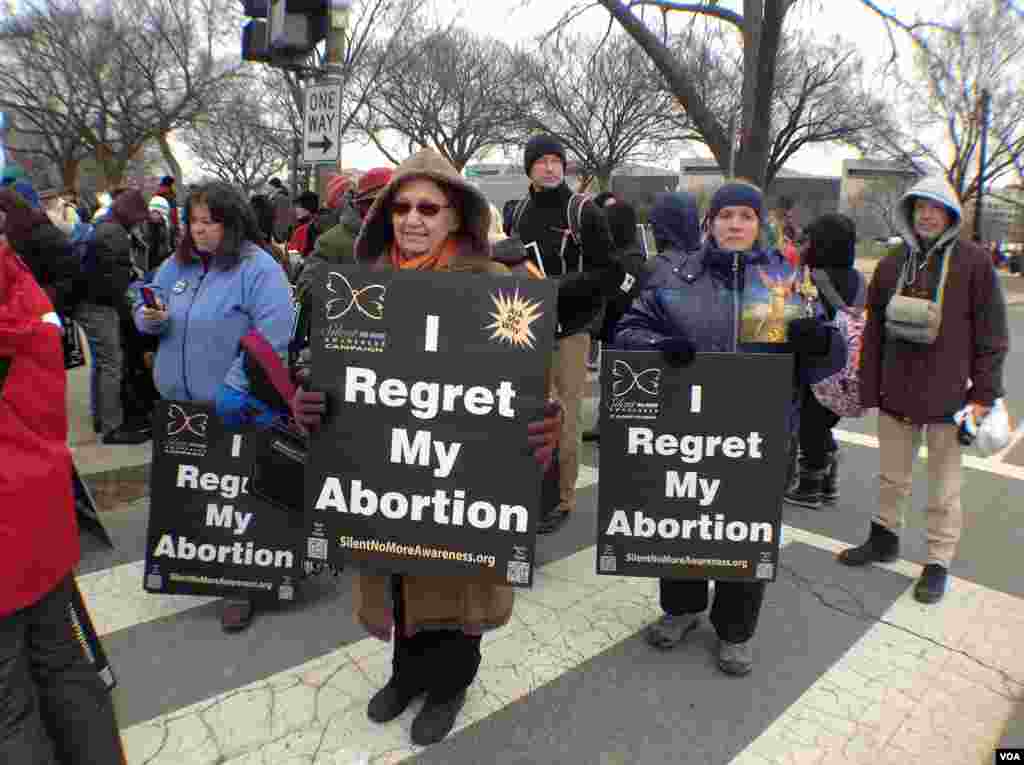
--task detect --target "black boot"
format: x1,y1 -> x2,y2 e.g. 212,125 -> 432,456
837,522 -> 900,566
368,679 -> 425,724
784,466 -> 825,509
821,451 -> 839,504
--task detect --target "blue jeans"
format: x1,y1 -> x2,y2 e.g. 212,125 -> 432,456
73,303 -> 123,433
0,576 -> 124,764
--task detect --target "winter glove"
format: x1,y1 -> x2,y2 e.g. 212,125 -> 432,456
654,336 -> 697,368
215,384 -> 281,428
787,318 -> 831,355
527,400 -> 562,472
291,386 -> 327,434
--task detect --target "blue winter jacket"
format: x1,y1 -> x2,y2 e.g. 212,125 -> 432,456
134,241 -> 293,403
614,243 -> 844,430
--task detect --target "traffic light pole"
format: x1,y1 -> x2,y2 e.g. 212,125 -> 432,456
973,88 -> 991,243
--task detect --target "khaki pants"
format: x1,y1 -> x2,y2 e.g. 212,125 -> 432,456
875,412 -> 963,567
551,332 -> 590,513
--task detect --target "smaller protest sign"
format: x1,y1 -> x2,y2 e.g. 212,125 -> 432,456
597,351 -> 793,582
143,401 -> 302,601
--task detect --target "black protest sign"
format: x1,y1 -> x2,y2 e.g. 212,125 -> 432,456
305,265 -> 557,588
144,401 -> 302,601
597,351 -> 792,582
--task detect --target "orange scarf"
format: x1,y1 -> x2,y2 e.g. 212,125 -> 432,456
390,237 -> 458,271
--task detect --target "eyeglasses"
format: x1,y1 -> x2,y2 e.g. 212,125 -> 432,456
391,200 -> 449,218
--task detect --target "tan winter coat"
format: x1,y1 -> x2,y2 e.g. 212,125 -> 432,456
351,148 -> 518,640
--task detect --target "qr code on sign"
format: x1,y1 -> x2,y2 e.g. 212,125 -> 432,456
307,537 -> 328,560
756,562 -> 774,580
506,561 -> 530,584
599,555 -> 617,573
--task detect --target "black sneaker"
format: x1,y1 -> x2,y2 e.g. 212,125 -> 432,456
102,425 -> 152,445
411,690 -> 467,746
913,564 -> 949,604
536,504 -> 570,535
837,522 -> 899,566
784,468 -> 825,509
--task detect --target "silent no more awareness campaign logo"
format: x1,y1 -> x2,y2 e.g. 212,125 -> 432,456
323,272 -> 388,353
485,287 -> 544,350
607,359 -> 662,421
164,403 -> 209,458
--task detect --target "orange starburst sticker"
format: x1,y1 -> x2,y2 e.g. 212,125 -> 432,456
485,288 -> 544,350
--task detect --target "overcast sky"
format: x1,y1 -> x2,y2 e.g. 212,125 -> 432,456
329,0 -> 936,177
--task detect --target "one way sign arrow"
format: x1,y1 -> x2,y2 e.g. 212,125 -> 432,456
307,136 -> 334,154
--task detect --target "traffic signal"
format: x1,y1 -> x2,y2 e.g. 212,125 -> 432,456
267,0 -> 327,54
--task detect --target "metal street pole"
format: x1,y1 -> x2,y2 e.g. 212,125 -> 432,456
974,87 -> 991,242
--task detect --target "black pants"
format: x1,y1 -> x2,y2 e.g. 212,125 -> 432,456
119,305 -> 159,427
659,578 -> 767,644
0,576 -> 123,765
390,576 -> 481,701
799,389 -> 840,470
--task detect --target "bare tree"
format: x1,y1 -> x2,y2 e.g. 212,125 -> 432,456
180,76 -> 291,194
357,26 -> 522,171
515,34 -> 679,190
663,27 -> 892,184
531,0 -> 953,186
845,176 -> 915,239
0,0 -> 237,191
864,0 -> 1024,205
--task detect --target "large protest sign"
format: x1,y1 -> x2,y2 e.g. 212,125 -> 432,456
144,401 -> 302,601
597,351 -> 793,582
305,265 -> 557,587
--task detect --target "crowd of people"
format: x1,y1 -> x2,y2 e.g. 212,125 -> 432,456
0,131 -> 1009,757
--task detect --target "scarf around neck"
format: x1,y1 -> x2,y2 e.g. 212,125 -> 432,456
390,236 -> 458,271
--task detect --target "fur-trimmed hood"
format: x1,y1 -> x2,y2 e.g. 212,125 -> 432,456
354,148 -> 492,263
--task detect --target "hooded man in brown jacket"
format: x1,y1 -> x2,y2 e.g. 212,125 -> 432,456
838,175 -> 1009,603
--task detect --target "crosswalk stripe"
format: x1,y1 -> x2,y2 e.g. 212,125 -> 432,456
834,428 -> 1024,481
117,523 -> 1024,764
78,469 -> 601,639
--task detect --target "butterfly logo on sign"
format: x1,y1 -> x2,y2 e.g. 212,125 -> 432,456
167,404 -> 209,438
164,404 -> 210,458
325,272 -> 386,321
611,359 -> 661,398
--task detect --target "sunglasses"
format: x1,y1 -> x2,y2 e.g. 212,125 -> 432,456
391,200 -> 449,218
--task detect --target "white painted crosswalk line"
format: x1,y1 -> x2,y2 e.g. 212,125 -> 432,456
76,468 -> 599,640
119,524 -> 1024,765
76,560 -> 218,636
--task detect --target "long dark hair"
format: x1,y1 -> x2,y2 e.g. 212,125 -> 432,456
176,181 -> 268,266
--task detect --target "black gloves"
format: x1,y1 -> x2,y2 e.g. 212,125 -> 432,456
788,318 -> 831,355
655,336 -> 697,368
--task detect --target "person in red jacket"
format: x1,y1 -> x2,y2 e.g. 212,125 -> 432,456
0,241 -> 126,763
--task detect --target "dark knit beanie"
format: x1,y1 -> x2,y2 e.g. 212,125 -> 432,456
524,134 -> 566,176
296,191 -> 320,213
708,182 -> 764,221
802,213 -> 856,268
160,176 -> 175,186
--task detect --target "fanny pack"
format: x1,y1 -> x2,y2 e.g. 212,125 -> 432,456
885,246 -> 952,345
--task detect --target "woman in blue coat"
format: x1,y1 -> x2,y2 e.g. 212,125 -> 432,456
614,182 -> 842,675
136,181 -> 294,633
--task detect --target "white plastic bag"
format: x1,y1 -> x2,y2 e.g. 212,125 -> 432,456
954,399 -> 1014,457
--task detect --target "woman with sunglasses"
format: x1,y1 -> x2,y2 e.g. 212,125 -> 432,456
290,148 -> 560,747
135,181 -> 294,633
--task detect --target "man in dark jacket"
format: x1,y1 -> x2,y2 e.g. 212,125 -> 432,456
511,134 -> 623,533
75,188 -> 150,444
839,175 -> 1009,604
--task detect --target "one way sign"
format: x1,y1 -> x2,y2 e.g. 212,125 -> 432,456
302,81 -> 342,165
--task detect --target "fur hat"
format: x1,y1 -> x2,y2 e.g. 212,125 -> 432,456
523,134 -> 566,176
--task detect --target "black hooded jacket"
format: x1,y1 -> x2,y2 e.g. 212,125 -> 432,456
514,183 -> 623,338
649,191 -> 702,254
802,213 -> 862,319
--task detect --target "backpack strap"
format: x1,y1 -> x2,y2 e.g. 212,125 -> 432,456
810,269 -> 865,315
566,193 -> 590,246
510,197 -> 531,237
